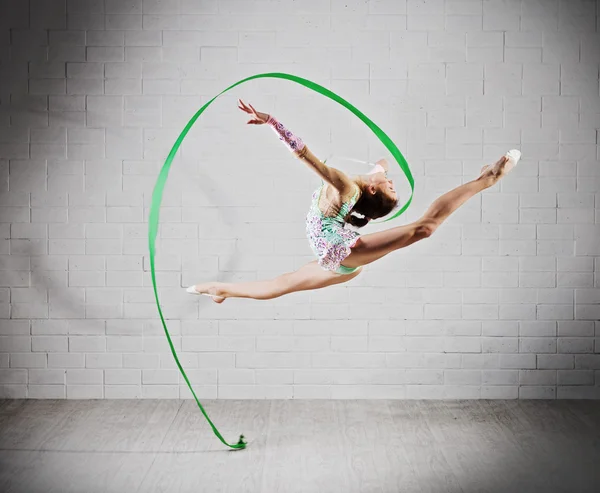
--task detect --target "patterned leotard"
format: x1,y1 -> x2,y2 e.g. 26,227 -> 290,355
305,182 -> 361,274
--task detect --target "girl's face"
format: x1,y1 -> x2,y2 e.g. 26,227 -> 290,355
371,172 -> 397,199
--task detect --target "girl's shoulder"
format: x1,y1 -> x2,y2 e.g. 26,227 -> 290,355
316,181 -> 360,216
325,181 -> 359,203
344,180 -> 361,204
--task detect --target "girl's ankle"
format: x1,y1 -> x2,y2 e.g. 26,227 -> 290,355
211,284 -> 228,298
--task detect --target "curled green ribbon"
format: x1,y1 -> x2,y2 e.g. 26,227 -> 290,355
148,72 -> 414,450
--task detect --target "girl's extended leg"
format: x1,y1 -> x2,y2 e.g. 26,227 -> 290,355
188,260 -> 362,303
340,154 -> 515,269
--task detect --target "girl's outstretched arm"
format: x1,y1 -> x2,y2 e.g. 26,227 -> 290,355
266,115 -> 355,195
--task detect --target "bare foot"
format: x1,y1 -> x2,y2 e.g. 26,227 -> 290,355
186,283 -> 227,303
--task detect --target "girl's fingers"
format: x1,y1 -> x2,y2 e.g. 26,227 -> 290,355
248,103 -> 260,116
241,101 -> 263,120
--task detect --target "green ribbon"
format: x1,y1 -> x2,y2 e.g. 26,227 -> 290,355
148,72 -> 414,450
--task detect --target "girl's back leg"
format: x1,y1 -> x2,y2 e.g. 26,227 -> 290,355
189,260 -> 362,302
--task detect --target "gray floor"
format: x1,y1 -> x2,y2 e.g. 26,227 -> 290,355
0,400 -> 599,493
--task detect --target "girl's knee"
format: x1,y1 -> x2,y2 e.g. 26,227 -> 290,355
415,219 -> 439,238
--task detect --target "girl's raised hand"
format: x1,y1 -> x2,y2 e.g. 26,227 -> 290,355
237,99 -> 270,125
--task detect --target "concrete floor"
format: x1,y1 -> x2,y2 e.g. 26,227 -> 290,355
0,399 -> 598,493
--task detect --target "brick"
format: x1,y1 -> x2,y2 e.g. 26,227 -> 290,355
87,46 -> 124,62
86,30 -> 124,46
29,385 -> 66,398
125,30 -> 162,46
67,62 -> 104,79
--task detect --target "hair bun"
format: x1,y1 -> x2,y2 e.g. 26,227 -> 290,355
346,211 -> 370,228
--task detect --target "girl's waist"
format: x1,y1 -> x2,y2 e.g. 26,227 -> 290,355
306,216 -> 350,234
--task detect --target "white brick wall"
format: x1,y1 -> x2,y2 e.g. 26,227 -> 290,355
0,0 -> 599,400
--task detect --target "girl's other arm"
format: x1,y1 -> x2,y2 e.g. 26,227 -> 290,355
371,158 -> 389,174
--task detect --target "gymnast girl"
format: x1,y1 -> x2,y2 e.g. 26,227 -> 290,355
187,99 -> 521,303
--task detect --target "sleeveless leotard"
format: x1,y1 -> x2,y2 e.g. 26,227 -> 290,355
305,182 -> 361,274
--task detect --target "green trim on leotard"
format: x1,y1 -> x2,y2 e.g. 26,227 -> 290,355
335,263 -> 360,275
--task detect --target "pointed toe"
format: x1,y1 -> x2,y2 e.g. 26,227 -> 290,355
506,149 -> 521,166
